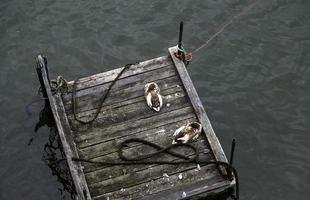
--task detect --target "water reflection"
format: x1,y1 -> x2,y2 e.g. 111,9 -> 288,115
31,101 -> 75,199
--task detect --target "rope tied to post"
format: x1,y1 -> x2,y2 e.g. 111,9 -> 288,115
175,0 -> 258,66
175,45 -> 193,64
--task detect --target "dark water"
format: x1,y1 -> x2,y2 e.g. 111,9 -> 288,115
1,0 -> 310,199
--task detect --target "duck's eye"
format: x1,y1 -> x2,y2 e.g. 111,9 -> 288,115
190,123 -> 200,129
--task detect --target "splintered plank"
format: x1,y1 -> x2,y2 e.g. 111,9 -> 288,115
93,165 -> 224,200
78,117 -> 197,160
67,56 -> 172,91
68,88 -> 188,130
63,72 -> 181,115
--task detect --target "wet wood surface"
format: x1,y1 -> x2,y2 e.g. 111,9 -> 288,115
44,51 -> 232,199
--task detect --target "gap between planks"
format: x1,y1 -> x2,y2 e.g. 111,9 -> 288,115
88,146 -> 213,197
92,164 -> 222,200
78,117 -> 198,160
85,140 -> 213,184
66,56 -> 171,91
75,106 -> 195,148
63,63 -> 175,102
83,137 -> 209,174
64,75 -> 181,115
68,87 -> 187,131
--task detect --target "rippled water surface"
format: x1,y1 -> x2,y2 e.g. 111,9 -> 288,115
1,0 -> 310,199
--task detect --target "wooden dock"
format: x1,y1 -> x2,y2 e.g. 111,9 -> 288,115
36,46 -> 235,200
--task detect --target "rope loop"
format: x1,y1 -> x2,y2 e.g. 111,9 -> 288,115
72,138 -> 239,199
118,138 -> 198,162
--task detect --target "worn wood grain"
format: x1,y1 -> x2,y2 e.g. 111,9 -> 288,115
42,48 -> 234,200
39,64 -> 91,200
64,75 -> 182,115
76,107 -> 195,148
78,117 -> 197,160
67,83 -> 183,120
83,137 -> 208,173
93,165 -> 224,200
67,56 -> 171,91
70,90 -> 189,132
86,140 -> 211,196
84,140 -> 211,185
63,63 -> 175,103
142,178 -> 231,200
85,152 -> 210,193
169,46 -> 228,165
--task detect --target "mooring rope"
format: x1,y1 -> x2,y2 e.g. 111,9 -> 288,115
66,3 -> 256,197
72,63 -> 136,125
72,138 -> 239,199
190,0 -> 259,55
69,61 -> 239,199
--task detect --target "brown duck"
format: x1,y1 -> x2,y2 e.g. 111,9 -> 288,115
144,82 -> 163,112
172,122 -> 202,144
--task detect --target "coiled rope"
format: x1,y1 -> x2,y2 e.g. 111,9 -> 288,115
67,3 -> 260,198
72,138 -> 239,199
70,59 -> 239,199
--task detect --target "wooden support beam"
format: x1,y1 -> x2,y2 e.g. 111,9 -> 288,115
36,55 -> 91,200
168,46 -> 228,165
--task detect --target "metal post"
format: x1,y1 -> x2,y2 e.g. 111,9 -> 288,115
229,139 -> 236,165
177,21 -> 183,56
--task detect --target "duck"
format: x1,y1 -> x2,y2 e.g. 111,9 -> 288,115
172,122 -> 202,144
144,82 -> 163,112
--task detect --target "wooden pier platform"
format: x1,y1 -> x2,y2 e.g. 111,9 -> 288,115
37,46 -> 235,200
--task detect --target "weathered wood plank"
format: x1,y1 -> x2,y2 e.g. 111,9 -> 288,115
75,107 -> 196,148
67,84 -> 183,120
82,136 -> 208,173
142,178 -> 231,200
64,75 -> 182,115
87,141 -> 211,196
70,90 -> 189,132
38,61 -> 91,200
169,46 -> 228,165
93,165 -> 224,200
84,140 -> 210,184
66,56 -> 171,91
78,117 -> 197,160
39,46 -> 234,200
63,63 -> 175,103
